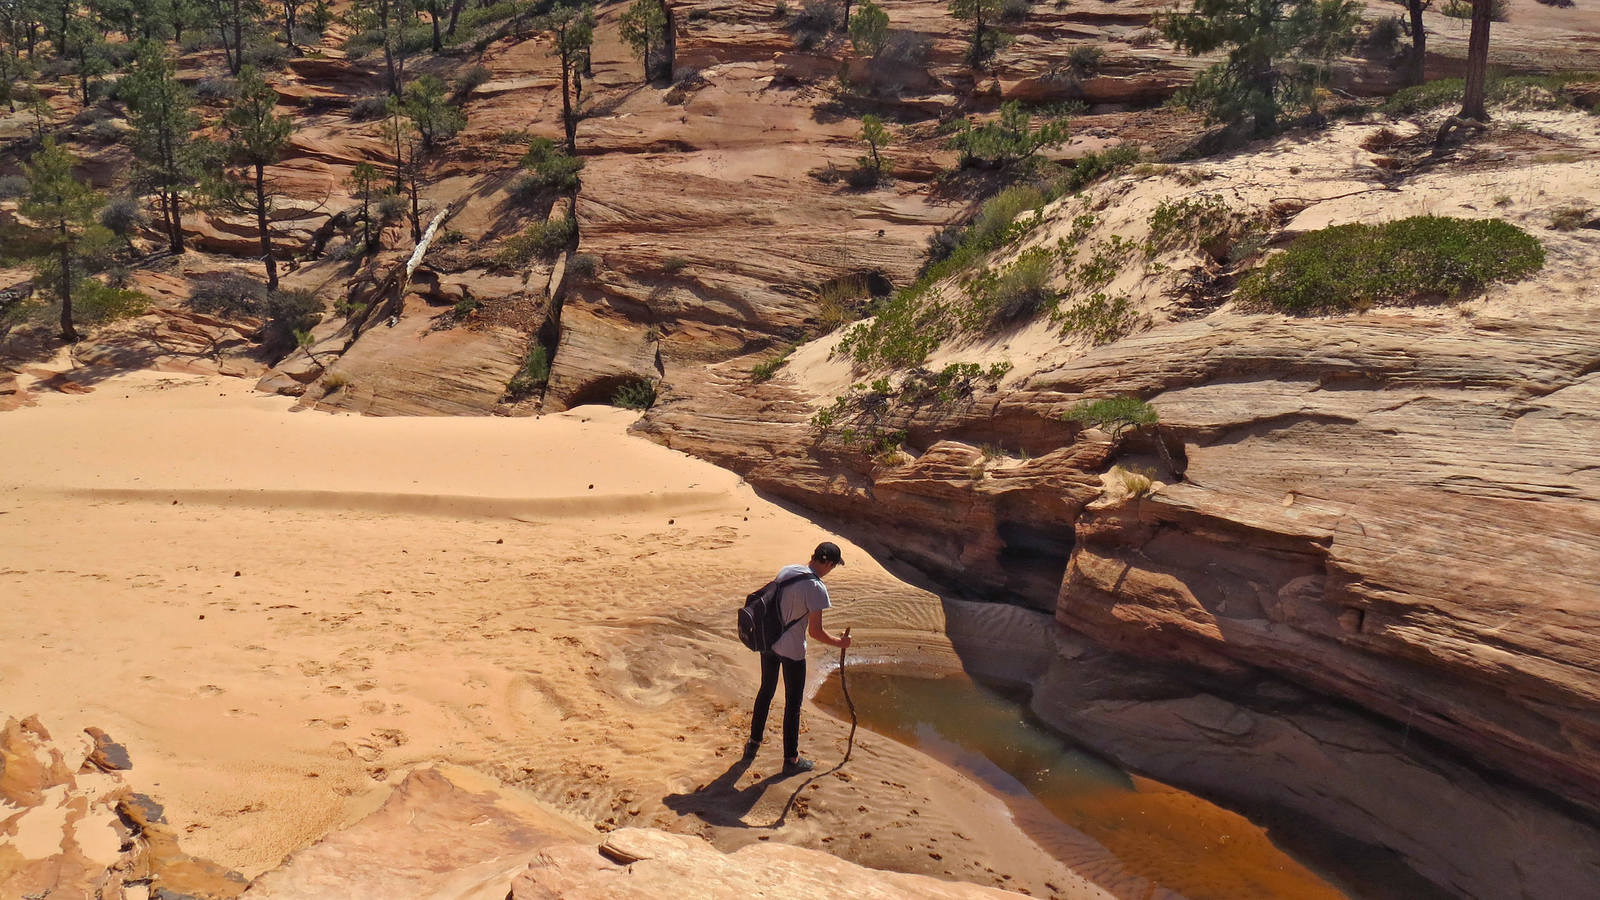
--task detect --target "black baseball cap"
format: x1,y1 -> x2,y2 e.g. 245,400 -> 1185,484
813,542 -> 845,565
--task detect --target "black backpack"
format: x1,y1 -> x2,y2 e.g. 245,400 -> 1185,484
737,571 -> 816,652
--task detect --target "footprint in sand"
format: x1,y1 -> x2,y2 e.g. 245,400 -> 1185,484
197,684 -> 225,696
360,701 -> 386,715
325,685 -> 347,695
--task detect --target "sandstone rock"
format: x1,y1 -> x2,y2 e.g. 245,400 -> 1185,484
511,827 -> 1054,900
243,766 -> 587,900
0,716 -> 246,900
543,300 -> 660,412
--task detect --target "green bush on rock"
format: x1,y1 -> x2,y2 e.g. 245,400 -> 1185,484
1236,216 -> 1544,314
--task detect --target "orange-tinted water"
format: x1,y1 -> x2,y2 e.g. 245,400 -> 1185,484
814,668 -> 1448,900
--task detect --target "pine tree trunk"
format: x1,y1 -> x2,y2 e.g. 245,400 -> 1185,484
57,236 -> 77,342
560,47 -> 575,154
1407,0 -> 1426,87
1459,0 -> 1492,122
429,0 -> 443,51
170,191 -> 186,254
657,1 -> 675,82
255,162 -> 278,291
447,0 -> 466,35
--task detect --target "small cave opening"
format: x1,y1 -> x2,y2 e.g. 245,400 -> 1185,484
994,521 -> 1074,608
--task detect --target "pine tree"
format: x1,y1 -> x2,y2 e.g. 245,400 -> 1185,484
123,41 -> 201,253
345,161 -> 385,252
1161,0 -> 1361,134
849,0 -> 888,56
399,73 -> 465,152
859,114 -> 889,172
220,66 -> 293,289
948,0 -> 1002,68
20,138 -> 110,342
618,0 -> 666,82
541,3 -> 594,155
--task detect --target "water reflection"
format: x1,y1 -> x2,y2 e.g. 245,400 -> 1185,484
814,667 -> 1448,900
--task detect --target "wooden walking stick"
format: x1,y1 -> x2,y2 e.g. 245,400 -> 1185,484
839,627 -> 857,763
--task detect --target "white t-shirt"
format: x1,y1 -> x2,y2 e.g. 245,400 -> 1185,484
768,564 -> 831,661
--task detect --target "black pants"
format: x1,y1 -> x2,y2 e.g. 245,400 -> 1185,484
749,652 -> 806,760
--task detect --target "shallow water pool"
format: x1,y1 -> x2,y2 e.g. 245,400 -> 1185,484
814,667 -> 1450,900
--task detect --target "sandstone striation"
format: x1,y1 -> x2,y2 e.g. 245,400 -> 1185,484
640,111 -> 1600,897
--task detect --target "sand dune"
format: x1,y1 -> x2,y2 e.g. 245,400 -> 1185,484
0,371 -> 1106,897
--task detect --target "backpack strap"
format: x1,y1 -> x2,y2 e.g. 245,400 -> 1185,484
773,571 -> 819,636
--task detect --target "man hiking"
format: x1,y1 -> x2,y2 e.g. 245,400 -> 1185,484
745,541 -> 852,774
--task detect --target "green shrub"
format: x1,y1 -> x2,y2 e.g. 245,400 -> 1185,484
662,255 -> 689,273
751,344 -> 797,382
496,218 -> 577,267
507,344 -> 550,398
1063,396 -> 1157,437
567,252 -> 601,279
1052,144 -> 1141,196
613,378 -> 657,410
454,295 -> 480,317
453,65 -> 492,99
349,94 -> 391,121
1442,0 -> 1507,19
1147,194 -> 1236,253
1236,216 -> 1544,313
965,246 -> 1057,328
1383,73 -> 1600,116
75,280 -> 149,324
515,138 -> 583,197
1054,291 -> 1135,343
946,102 -> 1069,168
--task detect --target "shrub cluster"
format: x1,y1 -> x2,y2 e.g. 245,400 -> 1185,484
1236,216 -> 1544,313
1062,396 -> 1157,437
507,344 -> 550,398
1383,73 -> 1600,117
495,218 -> 577,268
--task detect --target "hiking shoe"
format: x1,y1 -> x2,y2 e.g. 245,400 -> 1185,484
782,756 -> 815,774
742,740 -> 760,759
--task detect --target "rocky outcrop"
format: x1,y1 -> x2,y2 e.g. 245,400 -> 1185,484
246,765 -> 1058,900
639,113 -> 1600,898
0,716 -> 247,900
511,826 -> 1056,900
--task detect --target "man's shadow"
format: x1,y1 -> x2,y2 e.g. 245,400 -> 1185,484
662,754 -> 843,830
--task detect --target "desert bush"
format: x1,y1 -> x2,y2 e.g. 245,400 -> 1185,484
612,378 -> 657,410
348,94 -> 391,121
1146,194 -> 1239,253
1383,73 -> 1600,116
189,274 -> 269,317
876,29 -> 931,65
965,246 -> 1057,327
74,280 -> 150,324
516,138 -> 584,195
376,193 -> 407,222
1109,464 -> 1155,497
496,217 -> 577,267
1236,216 -> 1544,313
751,343 -> 797,382
0,175 -> 28,199
322,372 -> 350,392
849,0 -> 890,55
1054,291 -> 1136,343
567,252 -> 601,279
1365,15 -> 1404,53
507,344 -> 550,398
194,77 -> 237,102
454,65 -> 492,99
1549,207 -> 1592,231
1442,0 -> 1507,20
243,39 -> 290,70
999,0 -> 1030,23
1063,396 -> 1157,437
1052,143 -> 1140,196
789,0 -> 840,49
1066,44 -> 1102,78
100,196 -> 146,242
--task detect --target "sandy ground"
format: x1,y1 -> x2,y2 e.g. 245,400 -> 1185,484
0,369 -> 1122,898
